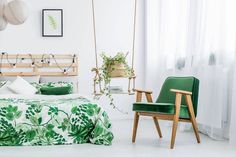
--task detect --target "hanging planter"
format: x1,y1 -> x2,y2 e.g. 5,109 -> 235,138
101,52 -> 131,80
108,61 -> 128,77
92,52 -> 132,113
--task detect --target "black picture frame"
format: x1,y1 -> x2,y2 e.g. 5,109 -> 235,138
42,9 -> 63,37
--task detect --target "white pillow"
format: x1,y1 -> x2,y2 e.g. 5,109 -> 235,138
0,81 -> 15,94
0,75 -> 40,83
8,76 -> 37,94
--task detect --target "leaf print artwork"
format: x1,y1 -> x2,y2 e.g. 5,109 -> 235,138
47,15 -> 57,30
0,96 -> 113,146
43,9 -> 63,37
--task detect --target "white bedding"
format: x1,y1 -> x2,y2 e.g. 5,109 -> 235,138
0,93 -> 113,146
0,93 -> 91,101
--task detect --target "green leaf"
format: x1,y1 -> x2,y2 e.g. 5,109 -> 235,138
12,106 -> 18,112
6,113 -> 14,121
94,126 -> 104,136
45,131 -> 54,138
35,105 -> 43,113
29,116 -> 38,125
46,124 -> 54,130
48,107 -> 58,116
38,117 -> 42,125
60,125 -> 67,132
86,109 -> 94,116
71,107 -> 77,114
15,111 -> 22,119
26,130 -> 36,142
6,105 -> 14,112
63,118 -> 69,124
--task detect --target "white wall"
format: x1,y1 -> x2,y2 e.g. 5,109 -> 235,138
0,0 -> 145,119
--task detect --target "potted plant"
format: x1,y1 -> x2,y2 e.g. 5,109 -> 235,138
93,52 -> 131,113
101,52 -> 131,80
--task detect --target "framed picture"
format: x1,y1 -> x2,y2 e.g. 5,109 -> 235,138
42,9 -> 63,37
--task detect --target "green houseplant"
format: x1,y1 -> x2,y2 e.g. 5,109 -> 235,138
94,52 -> 131,113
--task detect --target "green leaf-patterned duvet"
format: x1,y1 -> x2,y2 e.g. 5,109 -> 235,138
0,94 -> 113,146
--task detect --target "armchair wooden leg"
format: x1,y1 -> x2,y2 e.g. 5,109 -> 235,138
170,93 -> 182,149
186,95 -> 201,143
153,117 -> 162,138
170,117 -> 179,149
191,116 -> 201,143
132,112 -> 139,143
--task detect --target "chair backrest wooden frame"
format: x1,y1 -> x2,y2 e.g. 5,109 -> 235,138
0,54 -> 78,76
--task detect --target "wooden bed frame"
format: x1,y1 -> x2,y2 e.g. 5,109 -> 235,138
0,54 -> 78,76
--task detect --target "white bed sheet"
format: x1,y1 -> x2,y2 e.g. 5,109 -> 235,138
0,93 -> 91,101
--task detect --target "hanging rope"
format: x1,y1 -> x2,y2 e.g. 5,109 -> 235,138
92,0 -> 99,69
131,0 -> 137,73
92,0 -> 137,95
128,0 -> 137,94
91,0 -> 102,94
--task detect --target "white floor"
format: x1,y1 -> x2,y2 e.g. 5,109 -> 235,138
0,119 -> 235,157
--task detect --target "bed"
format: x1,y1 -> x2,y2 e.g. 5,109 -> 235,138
0,54 -> 113,146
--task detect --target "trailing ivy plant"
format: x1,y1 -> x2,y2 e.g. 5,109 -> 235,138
94,52 -> 131,113
100,52 -> 131,84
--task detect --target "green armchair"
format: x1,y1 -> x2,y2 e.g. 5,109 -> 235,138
132,76 -> 200,149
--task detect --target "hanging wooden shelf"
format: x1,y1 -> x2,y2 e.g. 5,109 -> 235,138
107,75 -> 136,79
111,92 -> 135,95
94,91 -> 135,96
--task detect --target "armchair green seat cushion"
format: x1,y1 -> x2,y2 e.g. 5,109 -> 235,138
132,76 -> 200,119
133,102 -> 190,119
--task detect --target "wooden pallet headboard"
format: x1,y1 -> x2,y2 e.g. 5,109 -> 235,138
0,54 -> 78,76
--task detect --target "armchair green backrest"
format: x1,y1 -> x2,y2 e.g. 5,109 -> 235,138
156,76 -> 200,116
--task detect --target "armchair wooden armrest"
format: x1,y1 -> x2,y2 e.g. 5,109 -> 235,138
134,88 -> 153,102
170,89 -> 192,95
134,88 -> 153,94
